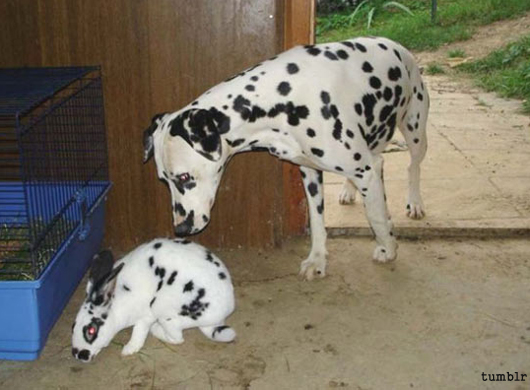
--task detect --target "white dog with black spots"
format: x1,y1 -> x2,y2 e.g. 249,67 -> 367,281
143,37 -> 429,280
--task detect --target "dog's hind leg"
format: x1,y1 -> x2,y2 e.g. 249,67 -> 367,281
399,74 -> 429,219
299,166 -> 327,280
349,159 -> 397,263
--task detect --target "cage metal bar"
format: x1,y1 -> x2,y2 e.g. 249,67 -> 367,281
0,67 -> 109,280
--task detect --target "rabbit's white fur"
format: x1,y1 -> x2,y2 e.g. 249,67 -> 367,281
71,238 -> 235,362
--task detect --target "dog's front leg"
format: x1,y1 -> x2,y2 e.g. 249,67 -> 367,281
299,166 -> 327,280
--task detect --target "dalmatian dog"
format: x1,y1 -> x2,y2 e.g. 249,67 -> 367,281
143,37 -> 429,280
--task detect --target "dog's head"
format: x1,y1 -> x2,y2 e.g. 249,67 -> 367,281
143,108 -> 231,236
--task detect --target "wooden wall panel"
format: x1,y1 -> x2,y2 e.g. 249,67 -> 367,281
0,0 -> 317,251
282,0 -> 316,237
146,0 -> 285,248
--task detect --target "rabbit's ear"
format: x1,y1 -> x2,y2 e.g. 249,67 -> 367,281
86,250 -> 115,296
88,263 -> 124,306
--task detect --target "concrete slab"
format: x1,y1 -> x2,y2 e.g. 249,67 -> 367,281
324,75 -> 530,237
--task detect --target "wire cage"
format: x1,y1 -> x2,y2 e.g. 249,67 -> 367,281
0,67 -> 111,281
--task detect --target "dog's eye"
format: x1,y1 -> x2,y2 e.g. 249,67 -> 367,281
178,173 -> 191,183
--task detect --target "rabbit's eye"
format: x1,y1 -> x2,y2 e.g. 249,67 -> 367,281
83,323 -> 99,343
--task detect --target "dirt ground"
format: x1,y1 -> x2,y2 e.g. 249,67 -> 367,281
0,237 -> 529,390
416,13 -> 530,67
1,13 -> 530,390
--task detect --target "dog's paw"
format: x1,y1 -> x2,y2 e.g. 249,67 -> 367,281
338,182 -> 356,205
299,255 -> 327,281
406,202 -> 425,220
372,245 -> 397,263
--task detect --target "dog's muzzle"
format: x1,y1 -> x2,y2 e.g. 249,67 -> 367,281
174,211 -> 195,236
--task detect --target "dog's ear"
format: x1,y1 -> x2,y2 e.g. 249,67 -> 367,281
168,108 -> 230,162
143,113 -> 167,163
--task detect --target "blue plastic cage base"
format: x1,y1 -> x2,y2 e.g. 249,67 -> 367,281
0,183 -> 110,361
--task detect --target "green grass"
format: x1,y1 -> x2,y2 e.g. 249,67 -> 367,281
459,35 -> 530,113
426,63 -> 446,75
448,48 -> 466,58
317,0 -> 530,51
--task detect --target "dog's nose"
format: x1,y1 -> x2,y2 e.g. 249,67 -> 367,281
174,210 -> 195,236
175,221 -> 192,236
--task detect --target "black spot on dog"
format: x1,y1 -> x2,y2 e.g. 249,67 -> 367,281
336,49 -> 349,59
379,105 -> 394,122
321,106 -> 331,120
245,84 -> 255,92
407,123 -> 414,131
311,148 -> 324,157
393,85 -> 403,107
251,75 -> 259,82
333,119 -> 343,140
287,63 -> 299,74
308,182 -> 318,197
383,87 -> 393,102
321,91 -> 331,104
369,76 -> 382,89
329,104 -> 339,118
277,82 -> 291,96
388,67 -> 402,81
150,297 -> 156,307
157,280 -> 163,292
317,200 -> 324,214
154,242 -> 162,250
183,281 -> 194,293
219,272 -> 226,280
362,94 -> 377,126
346,129 -> 354,138
341,41 -> 356,50
354,153 -> 362,161
230,138 -> 246,147
354,103 -> 363,116
362,61 -> 374,73
335,166 -> 343,172
268,102 -> 309,126
393,49 -> 402,62
324,51 -> 338,60
378,43 -> 388,50
123,285 -> 130,292
167,271 -> 177,285
306,128 -> 316,137
414,138 -> 419,143
149,256 -> 154,267
202,215 -> 209,223
305,45 -> 321,56
417,93 -> 424,101
355,42 -> 367,52
233,95 -> 267,123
